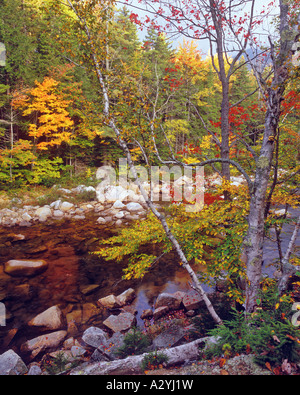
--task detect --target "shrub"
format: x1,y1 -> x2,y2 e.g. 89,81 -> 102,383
115,327 -> 151,358
141,350 -> 169,371
204,308 -> 250,359
248,309 -> 300,367
205,305 -> 300,369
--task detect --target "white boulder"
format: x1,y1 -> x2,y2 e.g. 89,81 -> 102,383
60,202 -> 74,212
35,206 -> 52,221
113,200 -> 125,209
126,202 -> 143,212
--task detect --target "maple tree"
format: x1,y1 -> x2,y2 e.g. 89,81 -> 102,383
12,77 -> 74,152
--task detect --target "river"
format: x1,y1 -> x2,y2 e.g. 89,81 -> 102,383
0,207 -> 299,355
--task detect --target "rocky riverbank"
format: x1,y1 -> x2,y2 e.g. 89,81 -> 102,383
0,286 -> 218,375
0,186 -> 149,229
0,284 -> 276,376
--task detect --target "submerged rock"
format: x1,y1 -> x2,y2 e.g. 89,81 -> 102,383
4,259 -> 49,277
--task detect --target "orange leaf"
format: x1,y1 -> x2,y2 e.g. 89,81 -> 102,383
219,358 -> 226,368
265,362 -> 272,372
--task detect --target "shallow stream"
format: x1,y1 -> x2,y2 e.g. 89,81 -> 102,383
0,207 -> 299,355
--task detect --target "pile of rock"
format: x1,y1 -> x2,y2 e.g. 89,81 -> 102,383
0,165 -> 255,228
0,194 -> 148,228
140,290 -> 203,321
0,285 -> 206,374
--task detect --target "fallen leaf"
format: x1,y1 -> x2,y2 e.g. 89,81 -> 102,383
219,358 -> 226,368
265,362 -> 272,372
221,369 -> 229,375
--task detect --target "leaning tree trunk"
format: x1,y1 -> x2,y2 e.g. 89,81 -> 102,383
244,0 -> 299,313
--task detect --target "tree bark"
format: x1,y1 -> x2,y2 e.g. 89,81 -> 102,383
244,0 -> 299,313
209,0 -> 231,187
278,215 -> 300,294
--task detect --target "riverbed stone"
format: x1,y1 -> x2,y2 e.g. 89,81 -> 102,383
126,202 -> 143,212
21,212 -> 32,222
28,305 -> 64,331
60,201 -> 74,212
27,364 -> 42,375
80,284 -> 100,296
82,303 -> 102,325
53,210 -> 64,218
117,288 -> 136,306
182,290 -> 203,311
35,206 -> 52,221
82,326 -> 109,350
113,200 -> 125,209
50,200 -> 62,210
115,210 -> 125,219
4,259 -> 49,277
140,309 -> 153,320
105,186 -> 129,202
0,350 -> 28,375
71,345 -> 87,358
20,330 -> 67,359
153,306 -> 169,320
154,292 -> 183,310
98,294 -> 122,309
153,326 -> 187,349
103,312 -> 136,333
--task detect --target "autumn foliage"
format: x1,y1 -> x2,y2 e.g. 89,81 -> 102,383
12,77 -> 74,151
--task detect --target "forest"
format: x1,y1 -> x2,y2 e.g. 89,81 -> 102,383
0,0 -> 300,375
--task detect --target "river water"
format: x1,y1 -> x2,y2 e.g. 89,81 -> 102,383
0,207 -> 299,355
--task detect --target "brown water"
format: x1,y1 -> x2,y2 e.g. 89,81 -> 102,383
0,213 -> 206,354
